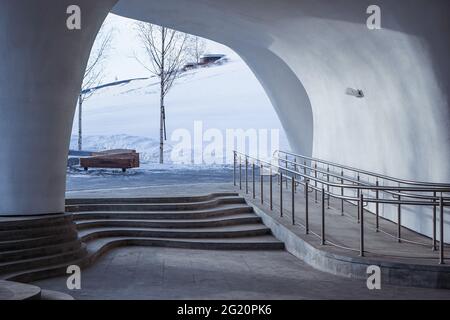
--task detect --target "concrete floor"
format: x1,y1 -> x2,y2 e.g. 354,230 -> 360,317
58,182 -> 450,299
33,246 -> 450,300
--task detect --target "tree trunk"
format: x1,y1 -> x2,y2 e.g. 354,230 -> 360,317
159,27 -> 165,164
78,94 -> 83,151
160,92 -> 164,164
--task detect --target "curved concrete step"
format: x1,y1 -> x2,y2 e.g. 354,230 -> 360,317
72,204 -> 253,221
0,239 -> 82,263
79,224 -> 271,241
40,289 -> 74,300
66,196 -> 246,213
0,224 -> 78,241
86,236 -> 285,253
0,214 -> 73,231
0,280 -> 41,300
0,245 -> 87,274
75,214 -> 262,230
66,192 -> 239,205
0,230 -> 79,252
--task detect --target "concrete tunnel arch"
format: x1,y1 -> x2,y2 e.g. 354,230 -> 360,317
0,0 -> 449,241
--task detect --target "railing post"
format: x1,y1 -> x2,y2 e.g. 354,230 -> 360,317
357,175 -> 360,223
260,164 -> 264,204
321,188 -> 325,245
397,194 -> 402,243
280,172 -> 283,217
245,157 -> 248,194
375,180 -> 380,232
291,177 -> 295,225
233,152 -> 236,186
314,163 -> 318,203
433,191 -> 437,251
270,168 -> 273,210
305,179 -> 309,234
341,170 -> 344,215
360,193 -> 365,257
252,162 -> 256,199
285,155 -> 288,188
239,156 -> 242,190
439,195 -> 445,265
303,160 -> 307,183
327,165 -> 330,209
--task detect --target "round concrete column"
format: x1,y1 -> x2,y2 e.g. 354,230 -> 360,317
0,0 -> 116,215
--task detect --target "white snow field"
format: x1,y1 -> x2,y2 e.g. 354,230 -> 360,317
70,57 -> 289,166
67,14 -> 288,190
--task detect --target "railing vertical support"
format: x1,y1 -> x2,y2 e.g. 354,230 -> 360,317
439,195 -> 445,265
314,163 -> 318,203
239,157 -> 242,190
233,152 -> 236,186
321,188 -> 325,245
270,168 -> 273,210
252,162 -> 256,199
357,175 -> 360,223
291,177 -> 295,225
245,157 -> 248,194
260,164 -> 264,204
285,155 -> 288,188
397,194 -> 402,243
375,180 -> 380,232
341,170 -> 344,215
360,193 -> 365,257
305,180 -> 309,234
280,172 -> 283,217
433,191 -> 437,251
327,165 -> 330,209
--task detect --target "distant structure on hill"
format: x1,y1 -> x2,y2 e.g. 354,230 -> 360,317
183,54 -> 227,71
199,54 -> 226,65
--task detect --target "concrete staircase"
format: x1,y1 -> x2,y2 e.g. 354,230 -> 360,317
0,193 -> 283,286
69,193 -> 284,254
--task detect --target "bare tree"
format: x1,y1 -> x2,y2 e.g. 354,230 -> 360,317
77,22 -> 114,151
189,36 -> 206,64
134,22 -> 191,164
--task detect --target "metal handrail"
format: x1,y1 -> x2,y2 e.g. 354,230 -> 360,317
274,156 -> 450,201
274,149 -> 450,188
233,150 -> 448,264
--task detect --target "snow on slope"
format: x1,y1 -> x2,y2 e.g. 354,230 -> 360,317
70,55 -> 289,166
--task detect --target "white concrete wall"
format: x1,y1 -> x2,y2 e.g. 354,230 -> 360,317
0,0 -> 448,241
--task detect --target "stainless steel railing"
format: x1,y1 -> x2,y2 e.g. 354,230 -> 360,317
233,150 -> 450,264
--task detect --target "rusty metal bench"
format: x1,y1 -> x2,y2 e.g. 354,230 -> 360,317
79,149 -> 140,172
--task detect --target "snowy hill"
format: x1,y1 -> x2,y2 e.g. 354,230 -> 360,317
71,58 -> 289,167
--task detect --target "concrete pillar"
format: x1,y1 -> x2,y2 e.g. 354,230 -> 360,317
0,0 -> 116,215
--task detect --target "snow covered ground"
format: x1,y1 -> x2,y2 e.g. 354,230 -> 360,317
67,14 -> 289,191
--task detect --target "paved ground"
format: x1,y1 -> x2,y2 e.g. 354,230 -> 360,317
33,246 -> 450,300
66,166 -> 232,192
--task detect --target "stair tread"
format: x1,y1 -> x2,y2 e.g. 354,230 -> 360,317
87,235 -> 283,247
75,213 -> 259,224
0,239 -> 81,256
40,289 -> 74,300
67,195 -> 244,207
0,245 -> 86,268
66,192 -> 239,204
72,203 -> 252,215
78,223 -> 269,236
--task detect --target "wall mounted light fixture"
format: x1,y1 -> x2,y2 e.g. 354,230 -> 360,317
346,88 -> 364,98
